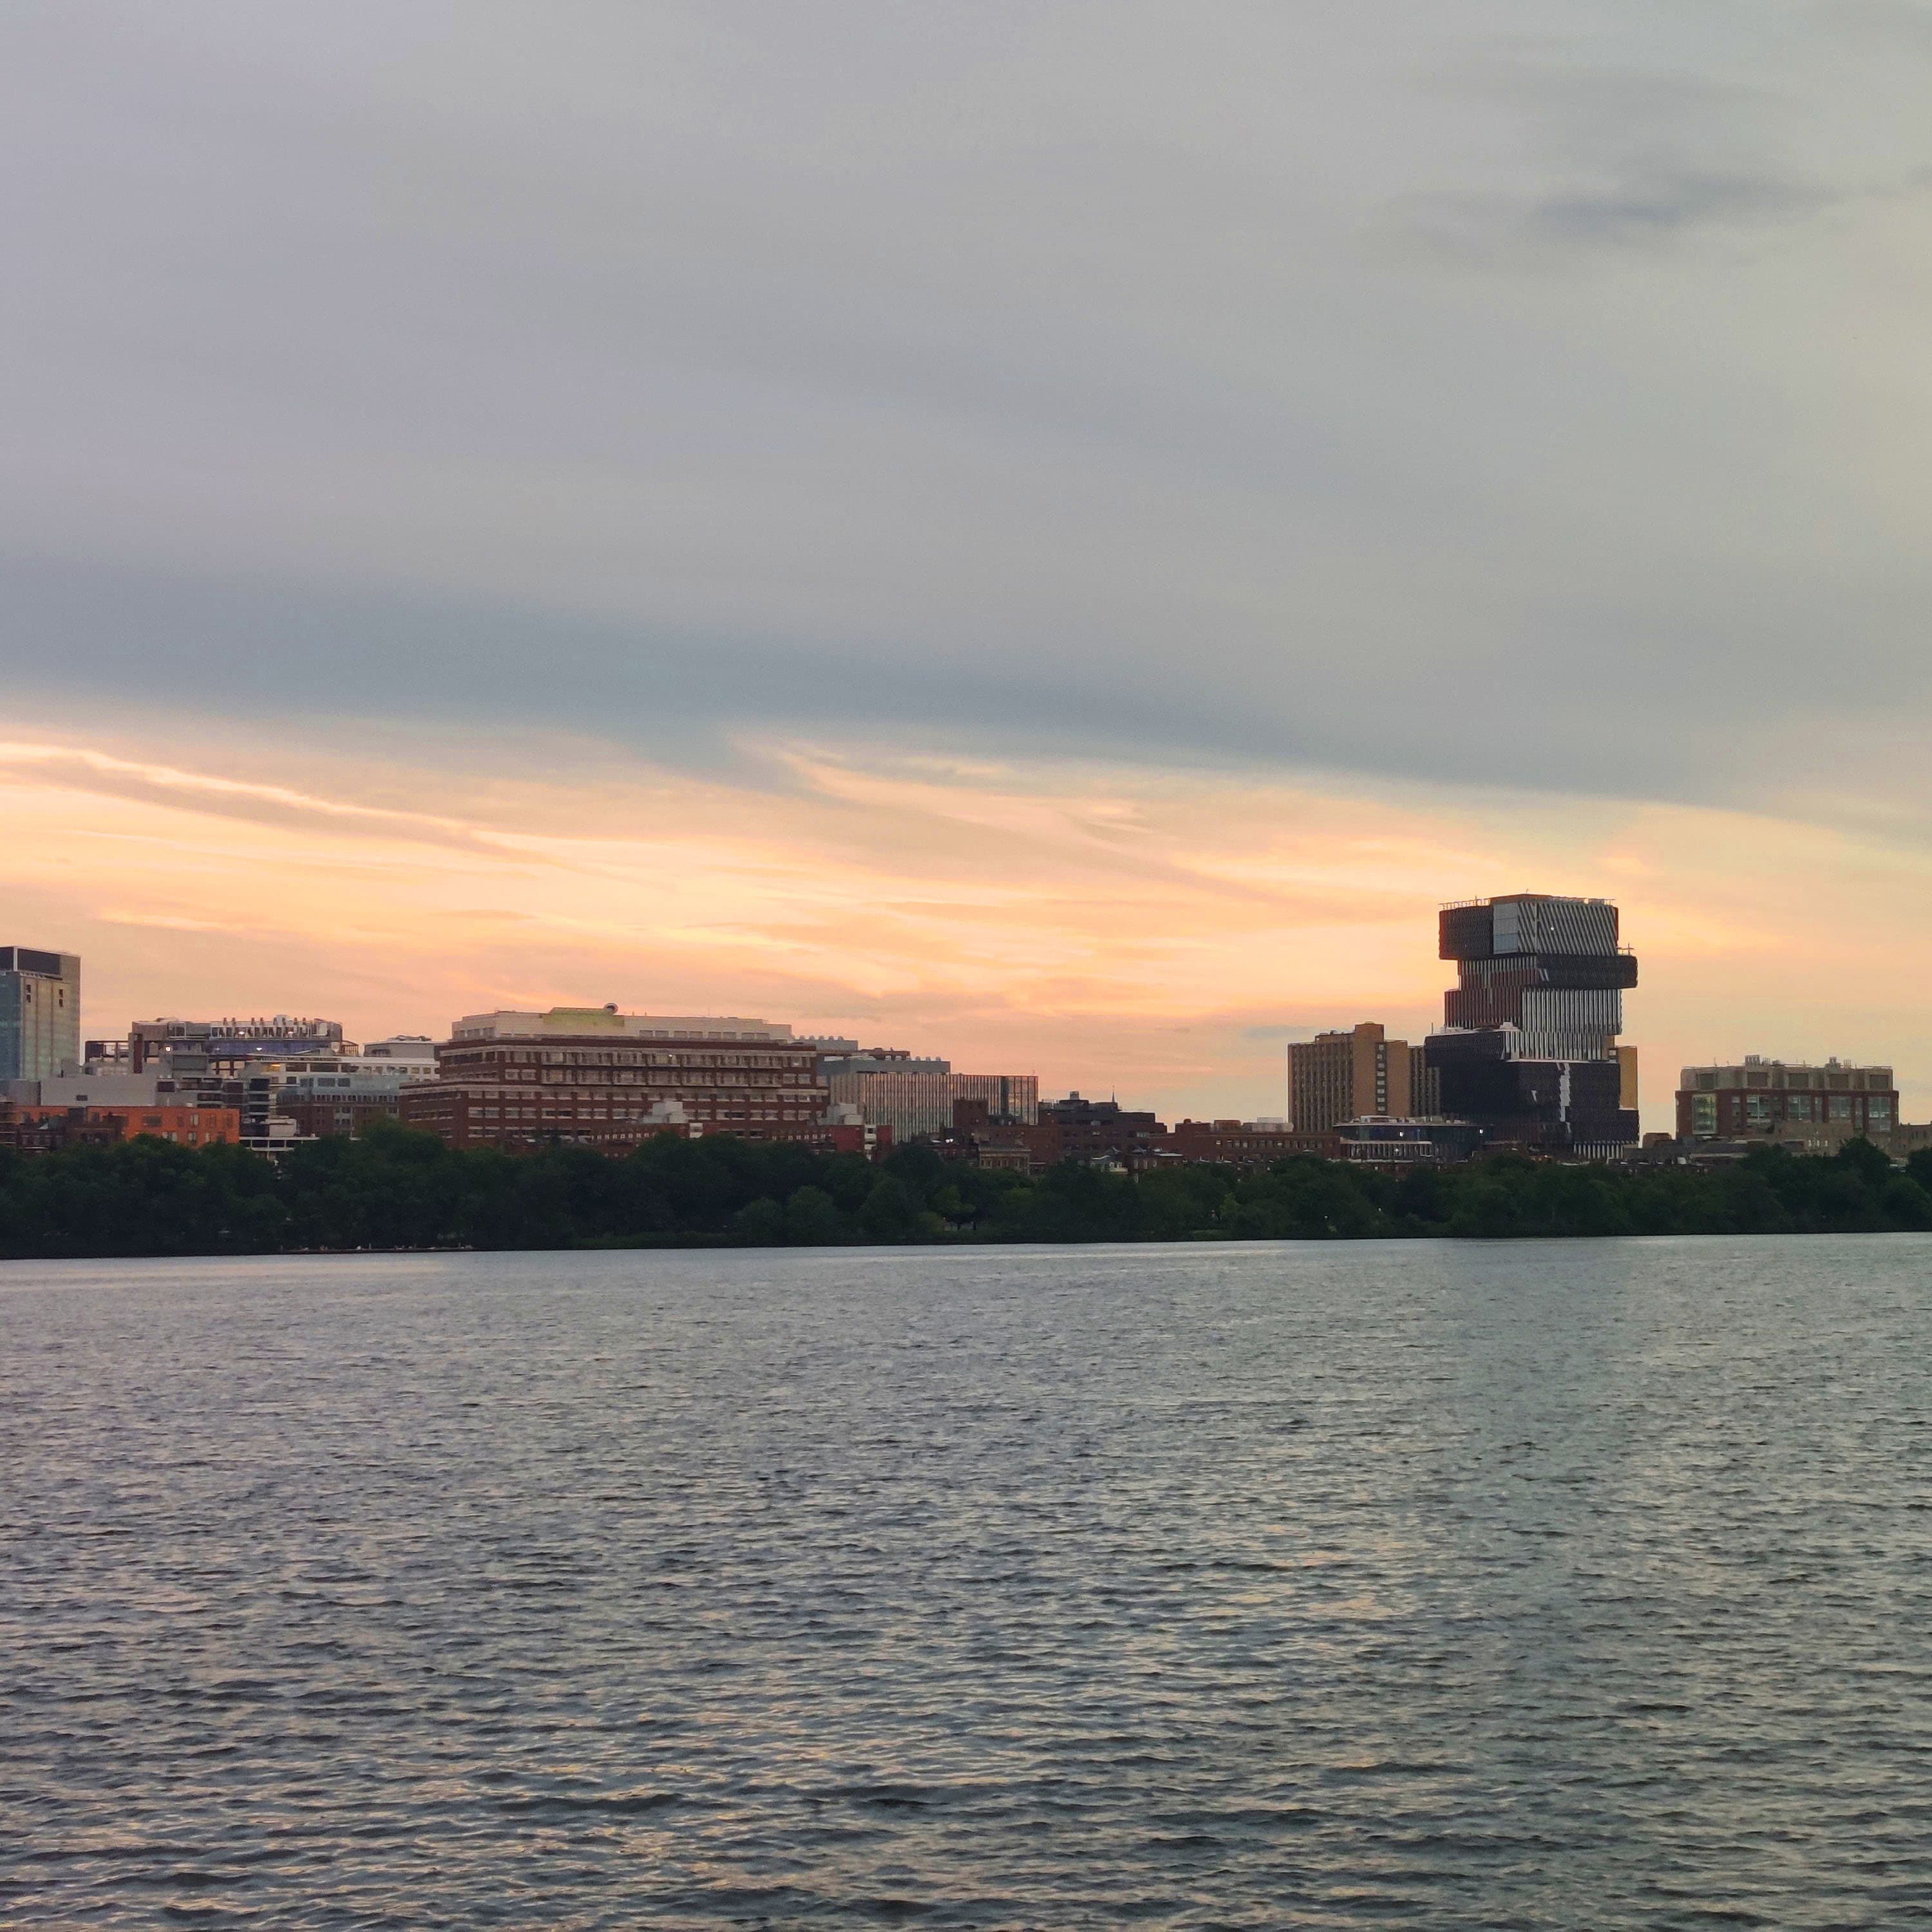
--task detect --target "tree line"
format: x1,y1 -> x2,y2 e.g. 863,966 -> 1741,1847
1,1121 -> 1930,1258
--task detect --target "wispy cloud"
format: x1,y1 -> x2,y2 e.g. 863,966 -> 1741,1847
8,724 -> 1932,1125
0,741 -> 500,851
1388,51 -> 1894,263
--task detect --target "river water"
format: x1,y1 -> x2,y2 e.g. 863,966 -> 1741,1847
3,1238 -> 1929,1927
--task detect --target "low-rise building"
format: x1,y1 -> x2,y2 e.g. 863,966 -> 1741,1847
0,1102 -> 240,1151
279,1094 -> 403,1141
399,1006 -> 828,1152
270,1054 -> 436,1136
1336,1115 -> 1483,1164
1168,1119 -> 1343,1165
972,1143 -> 1034,1173
1676,1057 -> 1897,1142
1034,1094 -> 1167,1164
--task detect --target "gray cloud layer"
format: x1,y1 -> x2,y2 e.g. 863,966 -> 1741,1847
3,1 -> 1930,806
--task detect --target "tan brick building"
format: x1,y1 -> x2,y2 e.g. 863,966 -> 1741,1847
1289,1024 -> 1434,1132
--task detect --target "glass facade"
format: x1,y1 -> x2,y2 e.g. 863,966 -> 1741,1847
0,948 -> 81,1083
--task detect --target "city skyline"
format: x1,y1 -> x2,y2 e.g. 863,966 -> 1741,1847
13,852 -> 1924,1141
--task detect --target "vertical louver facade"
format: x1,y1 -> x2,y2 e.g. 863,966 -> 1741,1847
1428,895 -> 1639,1154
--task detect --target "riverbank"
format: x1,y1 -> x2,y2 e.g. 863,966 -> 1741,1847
3,1121 -> 1929,1258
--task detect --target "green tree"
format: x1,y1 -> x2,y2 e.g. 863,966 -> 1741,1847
858,1176 -> 921,1242
1837,1135 -> 1893,1190
784,1185 -> 846,1244
730,1196 -> 786,1244
1882,1175 -> 1932,1230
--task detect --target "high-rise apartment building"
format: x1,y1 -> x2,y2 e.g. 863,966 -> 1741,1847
1289,1023 -> 1425,1132
1427,893 -> 1639,1154
0,947 -> 81,1083
1676,1057 -> 1896,1143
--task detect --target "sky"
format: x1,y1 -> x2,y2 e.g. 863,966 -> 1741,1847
5,1 -> 1932,1128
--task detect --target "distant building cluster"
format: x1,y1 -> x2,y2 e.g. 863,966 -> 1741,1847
3,889 -> 1924,1170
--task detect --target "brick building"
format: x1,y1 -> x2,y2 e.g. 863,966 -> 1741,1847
1032,1094 -> 1168,1164
279,1094 -> 402,1141
397,1007 -> 828,1153
0,1102 -> 240,1151
1676,1057 -> 1897,1143
1289,1024 -> 1434,1132
1168,1120 -> 1343,1165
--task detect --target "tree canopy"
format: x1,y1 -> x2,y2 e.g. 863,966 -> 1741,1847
1,1122 -> 1928,1259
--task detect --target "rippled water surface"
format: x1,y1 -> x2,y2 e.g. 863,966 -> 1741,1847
4,1239 -> 1931,1928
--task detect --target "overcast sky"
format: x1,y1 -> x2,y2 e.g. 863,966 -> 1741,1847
5,2 -> 1930,1115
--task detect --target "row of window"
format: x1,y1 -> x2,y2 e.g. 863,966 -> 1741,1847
1692,1071 -> 1893,1092
1691,1092 -> 1893,1130
453,1072 -> 819,1091
451,1048 -> 813,1071
1739,1095 -> 1880,1121
463,1104 -> 817,1121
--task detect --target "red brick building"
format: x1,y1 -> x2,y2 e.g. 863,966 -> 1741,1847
279,1095 -> 402,1141
1676,1057 -> 1898,1143
0,1103 -> 241,1151
397,1007 -> 829,1153
1032,1094 -> 1168,1164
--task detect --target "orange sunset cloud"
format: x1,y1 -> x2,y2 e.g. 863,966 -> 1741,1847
4,724 -> 1926,1132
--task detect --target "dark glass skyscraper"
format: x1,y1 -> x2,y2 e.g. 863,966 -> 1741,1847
1427,895 -> 1638,1153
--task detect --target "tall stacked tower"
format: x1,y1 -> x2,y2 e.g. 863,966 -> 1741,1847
1427,895 -> 1638,1154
